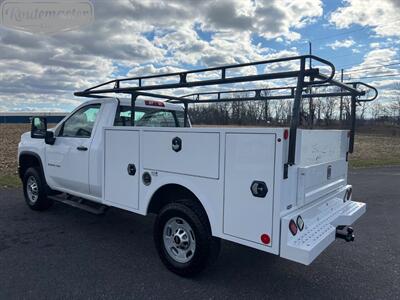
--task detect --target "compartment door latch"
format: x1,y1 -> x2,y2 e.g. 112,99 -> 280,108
250,181 -> 268,198
172,137 -> 182,152
127,163 -> 136,176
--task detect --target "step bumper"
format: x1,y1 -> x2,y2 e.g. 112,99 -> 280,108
280,194 -> 366,265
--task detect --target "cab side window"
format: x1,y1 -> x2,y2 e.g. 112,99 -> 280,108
59,104 -> 101,138
114,106 -> 183,127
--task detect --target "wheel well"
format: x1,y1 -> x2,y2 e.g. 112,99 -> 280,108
147,184 -> 208,219
19,153 -> 42,178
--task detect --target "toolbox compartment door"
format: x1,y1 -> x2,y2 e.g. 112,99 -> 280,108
103,129 -> 140,210
141,130 -> 220,179
223,133 -> 276,246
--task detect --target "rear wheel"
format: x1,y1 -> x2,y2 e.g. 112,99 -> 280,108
23,167 -> 53,211
154,199 -> 220,277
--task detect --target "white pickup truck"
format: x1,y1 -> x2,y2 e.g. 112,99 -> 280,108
18,55 -> 376,276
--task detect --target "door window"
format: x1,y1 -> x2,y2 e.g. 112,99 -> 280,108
59,104 -> 101,138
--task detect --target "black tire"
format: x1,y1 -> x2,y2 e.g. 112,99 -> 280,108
22,167 -> 53,211
154,199 -> 221,277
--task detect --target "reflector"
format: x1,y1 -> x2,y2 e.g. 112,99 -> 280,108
284,129 -> 289,140
260,234 -> 271,245
297,216 -> 304,231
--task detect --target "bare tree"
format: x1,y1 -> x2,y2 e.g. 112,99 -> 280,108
358,102 -> 368,122
320,97 -> 337,126
390,98 -> 400,125
313,98 -> 322,125
341,97 -> 351,124
369,102 -> 386,121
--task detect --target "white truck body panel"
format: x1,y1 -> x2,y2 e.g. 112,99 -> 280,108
295,130 -> 348,166
18,97 -> 366,265
102,126 -> 285,255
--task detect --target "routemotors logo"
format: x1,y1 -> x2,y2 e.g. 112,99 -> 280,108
0,0 -> 94,34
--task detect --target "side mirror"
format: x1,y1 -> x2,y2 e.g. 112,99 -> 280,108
45,131 -> 56,145
31,116 -> 47,139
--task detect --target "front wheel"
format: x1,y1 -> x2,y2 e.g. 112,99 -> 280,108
23,167 -> 53,211
154,200 -> 220,277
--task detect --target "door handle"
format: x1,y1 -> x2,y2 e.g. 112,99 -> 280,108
77,146 -> 88,151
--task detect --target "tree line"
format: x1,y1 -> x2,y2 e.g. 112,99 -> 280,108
189,89 -> 400,128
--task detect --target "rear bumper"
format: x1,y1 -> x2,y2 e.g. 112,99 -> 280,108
280,188 -> 366,265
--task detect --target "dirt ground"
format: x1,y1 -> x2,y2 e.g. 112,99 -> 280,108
0,124 -> 30,177
1,123 -> 400,185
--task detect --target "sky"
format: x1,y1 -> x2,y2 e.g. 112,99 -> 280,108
0,0 -> 399,112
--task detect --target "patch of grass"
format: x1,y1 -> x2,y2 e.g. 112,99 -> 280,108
349,133 -> 400,168
350,158 -> 400,168
0,175 -> 21,189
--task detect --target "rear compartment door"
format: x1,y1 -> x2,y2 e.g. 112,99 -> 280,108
295,130 -> 349,206
223,133 -> 276,246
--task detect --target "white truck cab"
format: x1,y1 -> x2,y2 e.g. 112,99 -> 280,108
18,55 -> 377,276
19,98 -> 185,201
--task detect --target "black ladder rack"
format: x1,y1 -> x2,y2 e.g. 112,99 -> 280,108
74,54 -> 378,169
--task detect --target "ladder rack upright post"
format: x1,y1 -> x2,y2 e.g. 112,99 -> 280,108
288,57 -> 306,166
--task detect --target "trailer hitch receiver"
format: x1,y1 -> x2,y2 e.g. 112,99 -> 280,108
336,226 -> 355,242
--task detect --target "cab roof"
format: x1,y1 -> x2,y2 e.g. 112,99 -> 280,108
88,97 -> 184,111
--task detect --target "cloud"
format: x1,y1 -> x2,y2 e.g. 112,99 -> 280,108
327,38 -> 355,49
2,0 -> 322,111
254,0 -> 323,41
4,0 -> 399,112
370,42 -> 380,49
203,0 -> 253,31
345,48 -> 399,81
361,48 -> 397,65
329,0 -> 400,37
369,79 -> 400,89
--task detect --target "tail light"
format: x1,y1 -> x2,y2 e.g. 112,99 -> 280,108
289,219 -> 298,236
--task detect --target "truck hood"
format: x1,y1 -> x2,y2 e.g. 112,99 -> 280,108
21,131 -> 30,141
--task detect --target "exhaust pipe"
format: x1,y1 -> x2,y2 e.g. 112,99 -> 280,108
336,226 -> 355,242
